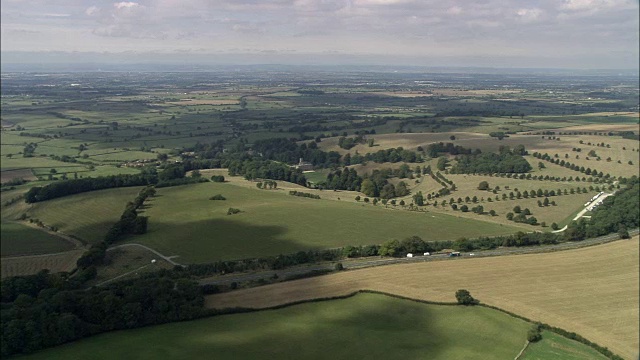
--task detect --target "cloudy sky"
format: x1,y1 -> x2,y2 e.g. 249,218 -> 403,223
1,0 -> 638,68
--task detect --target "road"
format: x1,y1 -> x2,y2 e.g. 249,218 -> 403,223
198,228 -> 639,286
107,243 -> 184,267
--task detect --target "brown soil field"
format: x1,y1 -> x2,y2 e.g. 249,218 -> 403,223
371,91 -> 433,98
165,99 -> 239,106
0,169 -> 36,183
1,249 -> 85,278
206,237 -> 639,360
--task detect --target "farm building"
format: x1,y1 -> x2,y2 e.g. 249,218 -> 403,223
295,158 -> 314,171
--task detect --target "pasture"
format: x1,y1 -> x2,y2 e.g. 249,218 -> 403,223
128,182 -> 521,263
206,237 -> 639,360
521,331 -> 608,360
20,292 -> 536,360
27,187 -> 143,244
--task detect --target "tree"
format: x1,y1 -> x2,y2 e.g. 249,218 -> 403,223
551,222 -> 559,230
618,224 -> 630,239
489,209 -> 496,216
334,263 -> 344,271
527,323 -> 542,342
538,162 -> 545,170
455,289 -> 479,305
380,183 -> 396,199
523,208 -> 531,215
460,205 -> 469,212
395,181 -> 409,196
355,195 -> 361,201
412,191 -> 424,206
506,212 -> 514,220
379,239 -> 401,257
360,179 -> 377,197
449,135 -> 456,141
543,197 -> 550,207
513,205 -> 521,213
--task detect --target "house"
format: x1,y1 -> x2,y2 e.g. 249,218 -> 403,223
295,158 -> 313,171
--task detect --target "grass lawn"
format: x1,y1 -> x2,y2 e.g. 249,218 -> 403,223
20,292 -> 534,360
521,331 -> 608,360
131,182 -> 521,263
27,187 -> 143,244
0,221 -> 75,256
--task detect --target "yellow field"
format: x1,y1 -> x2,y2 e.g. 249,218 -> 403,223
1,249 -> 85,278
206,237 -> 640,360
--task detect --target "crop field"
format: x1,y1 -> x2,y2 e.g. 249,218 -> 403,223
128,182 -> 521,263
21,292 -> 540,360
27,187 -> 143,244
1,249 -> 85,279
0,221 -> 76,256
206,237 -> 639,360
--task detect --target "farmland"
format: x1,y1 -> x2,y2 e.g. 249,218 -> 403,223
206,236 -> 639,359
1,69 -> 638,358
16,292 -> 574,360
127,181 -> 522,263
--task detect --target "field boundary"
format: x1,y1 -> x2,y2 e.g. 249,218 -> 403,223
205,289 -> 624,360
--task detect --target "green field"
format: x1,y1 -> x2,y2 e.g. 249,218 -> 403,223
521,331 -> 608,360
20,293 -> 535,360
128,182 -> 521,263
28,187 -> 143,244
0,221 -> 75,256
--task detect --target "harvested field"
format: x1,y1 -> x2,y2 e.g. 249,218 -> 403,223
0,169 -> 36,183
1,249 -> 84,278
206,237 -> 640,360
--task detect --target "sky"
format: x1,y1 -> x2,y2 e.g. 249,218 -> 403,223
1,0 -> 639,69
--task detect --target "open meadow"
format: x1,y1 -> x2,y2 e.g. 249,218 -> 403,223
206,237 -> 640,359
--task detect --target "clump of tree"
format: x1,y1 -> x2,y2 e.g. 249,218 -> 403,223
257,180 -> 278,189
209,194 -> 226,200
451,145 -> 531,174
527,323 -> 543,342
338,135 -> 367,150
455,289 -> 479,305
289,190 -> 320,199
210,175 -> 225,182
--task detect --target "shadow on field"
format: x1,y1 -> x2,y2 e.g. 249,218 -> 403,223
200,293 -> 445,360
126,218 -> 316,262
